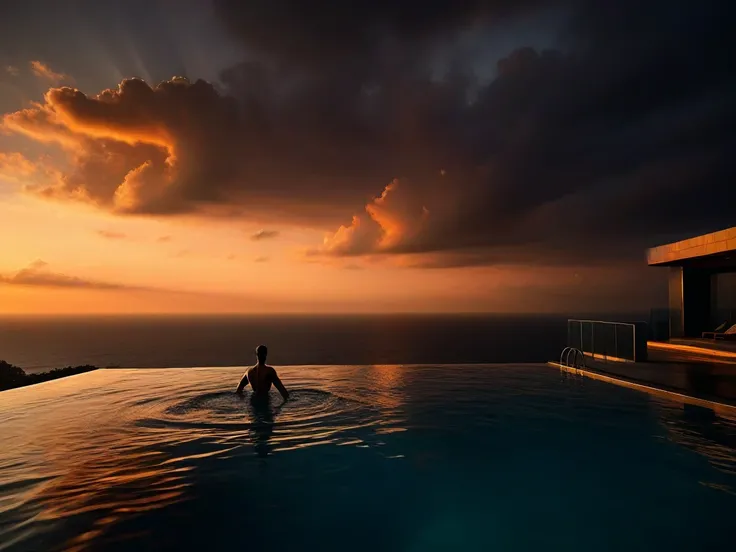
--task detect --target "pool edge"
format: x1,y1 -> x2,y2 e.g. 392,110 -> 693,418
547,361 -> 736,419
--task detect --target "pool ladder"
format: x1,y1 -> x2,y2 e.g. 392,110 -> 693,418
559,347 -> 586,369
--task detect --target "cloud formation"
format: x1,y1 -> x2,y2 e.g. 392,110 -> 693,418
2,0 -> 733,268
313,179 -> 429,256
0,260 -> 134,289
213,0 -> 555,68
96,230 -> 127,240
30,61 -> 71,84
0,152 -> 36,180
5,65 -> 19,77
0,152 -> 61,188
250,229 -> 280,241
2,76 -> 369,223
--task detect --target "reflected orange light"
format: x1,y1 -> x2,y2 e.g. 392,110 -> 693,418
369,365 -> 404,410
648,341 -> 736,360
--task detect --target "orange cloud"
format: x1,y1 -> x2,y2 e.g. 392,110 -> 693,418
251,229 -> 280,241
0,152 -> 37,180
0,260 -> 135,290
30,61 -> 71,85
45,83 -> 174,151
0,151 -> 63,190
313,179 -> 429,256
2,104 -> 85,150
366,179 -> 429,249
1,77 -> 246,216
2,91 -> 175,211
1,73 -> 390,227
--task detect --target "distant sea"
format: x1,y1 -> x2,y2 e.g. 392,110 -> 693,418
0,314 -> 649,374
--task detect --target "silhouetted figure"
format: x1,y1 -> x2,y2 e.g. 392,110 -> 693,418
236,345 -> 289,401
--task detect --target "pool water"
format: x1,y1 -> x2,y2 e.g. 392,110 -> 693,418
1,364 -> 734,551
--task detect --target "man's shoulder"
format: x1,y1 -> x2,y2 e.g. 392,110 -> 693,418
248,364 -> 275,372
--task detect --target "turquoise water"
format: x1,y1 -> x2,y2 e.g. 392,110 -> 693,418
1,364 -> 734,551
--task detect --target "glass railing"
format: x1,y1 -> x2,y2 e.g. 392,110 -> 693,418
567,319 -> 648,363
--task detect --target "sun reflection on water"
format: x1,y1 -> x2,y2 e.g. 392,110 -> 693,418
0,366 -> 412,550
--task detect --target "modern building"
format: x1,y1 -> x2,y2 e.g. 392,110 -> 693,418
648,227 -> 736,338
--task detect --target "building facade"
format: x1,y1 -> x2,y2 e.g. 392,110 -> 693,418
648,227 -> 736,338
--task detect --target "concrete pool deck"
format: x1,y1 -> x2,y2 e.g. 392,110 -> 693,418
549,340 -> 736,418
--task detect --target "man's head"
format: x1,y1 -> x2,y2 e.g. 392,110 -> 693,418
255,345 -> 268,363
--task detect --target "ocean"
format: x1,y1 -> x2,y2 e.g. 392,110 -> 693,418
0,314 -> 648,373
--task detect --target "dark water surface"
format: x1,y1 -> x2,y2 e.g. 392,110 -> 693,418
1,364 -> 734,551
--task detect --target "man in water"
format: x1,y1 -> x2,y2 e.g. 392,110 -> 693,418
236,345 -> 289,401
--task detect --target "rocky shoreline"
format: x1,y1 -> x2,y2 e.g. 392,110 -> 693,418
0,360 -> 98,391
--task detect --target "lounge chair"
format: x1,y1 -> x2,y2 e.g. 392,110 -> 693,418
702,321 -> 729,339
715,323 -> 736,341
703,322 -> 736,340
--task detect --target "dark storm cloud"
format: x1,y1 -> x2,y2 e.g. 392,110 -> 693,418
3,0 -> 734,266
291,0 -> 736,263
213,0 -> 559,68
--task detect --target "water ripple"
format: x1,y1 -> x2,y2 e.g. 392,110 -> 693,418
1,365 -> 734,552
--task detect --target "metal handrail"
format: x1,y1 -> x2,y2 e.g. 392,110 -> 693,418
559,347 -> 569,365
559,347 -> 586,368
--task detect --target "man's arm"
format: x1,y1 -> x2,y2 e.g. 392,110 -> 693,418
236,371 -> 249,394
272,371 -> 289,401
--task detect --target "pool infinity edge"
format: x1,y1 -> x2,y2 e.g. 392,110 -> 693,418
547,361 -> 736,419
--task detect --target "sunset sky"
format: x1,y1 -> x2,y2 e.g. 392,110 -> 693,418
0,0 -> 732,314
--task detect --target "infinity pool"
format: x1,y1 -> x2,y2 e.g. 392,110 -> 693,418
1,365 -> 734,551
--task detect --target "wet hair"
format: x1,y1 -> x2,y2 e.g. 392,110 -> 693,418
255,345 -> 268,361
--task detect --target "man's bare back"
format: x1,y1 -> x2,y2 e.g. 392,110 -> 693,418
236,345 -> 289,400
